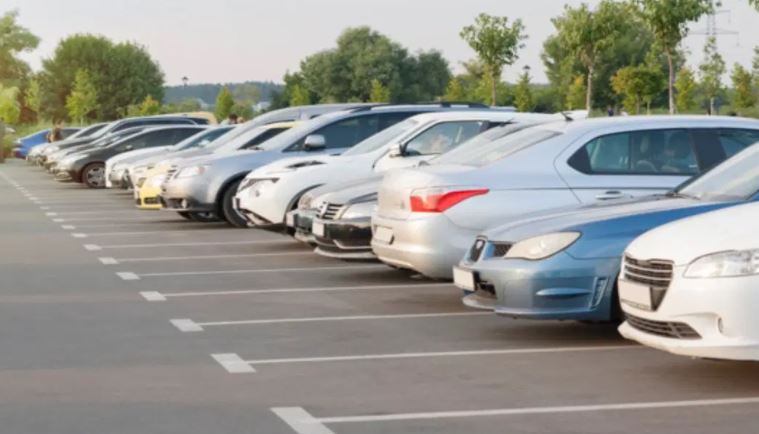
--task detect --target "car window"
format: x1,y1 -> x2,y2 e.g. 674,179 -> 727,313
404,121 -> 488,156
569,129 -> 699,175
240,127 -> 288,150
679,143 -> 759,200
719,129 -> 759,158
341,118 -> 419,157
433,126 -> 560,167
288,114 -> 381,152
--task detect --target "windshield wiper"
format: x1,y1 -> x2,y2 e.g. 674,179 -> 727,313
665,191 -> 698,200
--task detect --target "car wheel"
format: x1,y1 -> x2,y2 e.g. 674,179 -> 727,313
83,163 -> 106,188
189,212 -> 220,223
177,211 -> 193,220
220,179 -> 248,228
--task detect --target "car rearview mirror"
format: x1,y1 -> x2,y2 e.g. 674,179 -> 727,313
303,134 -> 326,151
388,143 -> 403,158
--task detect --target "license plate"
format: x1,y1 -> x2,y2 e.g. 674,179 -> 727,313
286,212 -> 295,227
619,280 -> 652,310
312,221 -> 325,237
453,267 -> 476,291
373,226 -> 393,244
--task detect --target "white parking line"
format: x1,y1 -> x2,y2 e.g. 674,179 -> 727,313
221,345 -> 638,374
170,312 -> 489,332
55,216 -> 155,222
116,272 -> 140,281
108,251 -> 313,264
90,239 -> 289,249
98,257 -> 119,265
83,244 -> 102,251
273,397 -> 759,433
52,218 -> 64,222
71,229 -> 242,237
140,283 -> 451,302
61,225 -> 76,230
211,353 -> 257,374
45,212 -> 57,216
121,264 -> 386,280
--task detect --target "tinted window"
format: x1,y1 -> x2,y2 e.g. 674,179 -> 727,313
719,129 -> 759,158
569,129 -> 698,175
434,126 -> 560,167
240,127 -> 288,149
290,114 -> 382,151
404,121 -> 488,156
679,144 -> 759,200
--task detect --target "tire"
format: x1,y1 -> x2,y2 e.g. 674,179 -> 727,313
177,211 -> 193,220
220,179 -> 248,228
82,163 -> 106,188
189,212 -> 220,223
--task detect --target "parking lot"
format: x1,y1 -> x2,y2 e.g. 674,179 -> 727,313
2,159 -> 759,434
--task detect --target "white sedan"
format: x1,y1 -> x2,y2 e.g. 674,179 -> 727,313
233,111 -> 565,230
619,200 -> 759,361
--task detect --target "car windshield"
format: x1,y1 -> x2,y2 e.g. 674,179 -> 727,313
245,110 -> 348,151
169,128 -> 232,152
341,118 -> 419,157
431,123 -> 560,167
677,142 -> 759,200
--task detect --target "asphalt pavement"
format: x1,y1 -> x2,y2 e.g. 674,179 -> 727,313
2,159 -> 759,434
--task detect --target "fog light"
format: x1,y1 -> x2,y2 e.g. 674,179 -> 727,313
181,199 -> 188,209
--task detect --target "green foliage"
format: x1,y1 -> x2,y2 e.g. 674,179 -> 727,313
289,83 -> 311,106
231,102 -> 254,120
675,67 -> 698,112
369,79 -> 391,103
514,70 -> 534,112
23,78 -> 41,117
40,34 -> 164,120
635,0 -> 713,113
444,78 -> 466,101
164,98 -> 202,113
231,83 -> 261,107
611,63 -> 665,113
214,87 -> 235,120
65,69 -> 98,124
566,75 -> 587,110
138,95 -> 161,116
0,84 -> 20,124
752,47 -> 759,88
0,10 -> 39,87
731,63 -> 756,114
286,27 -> 450,105
699,36 -> 725,114
460,13 -> 526,105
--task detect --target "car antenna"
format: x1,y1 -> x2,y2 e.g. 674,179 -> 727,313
561,111 -> 574,122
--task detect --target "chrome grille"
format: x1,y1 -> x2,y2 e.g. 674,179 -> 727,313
492,242 -> 512,257
467,238 -> 487,262
626,314 -> 701,340
623,255 -> 673,310
319,203 -> 344,220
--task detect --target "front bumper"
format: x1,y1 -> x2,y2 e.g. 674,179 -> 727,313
313,216 -> 374,260
457,254 -> 620,321
290,208 -> 316,244
619,272 -> 759,361
160,177 -> 216,213
54,168 -> 76,182
371,213 -> 478,279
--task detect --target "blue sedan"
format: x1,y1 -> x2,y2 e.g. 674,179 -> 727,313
454,143 -> 759,322
14,128 -> 80,158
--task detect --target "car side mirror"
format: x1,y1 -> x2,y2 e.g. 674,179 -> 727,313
303,134 -> 326,151
388,143 -> 403,158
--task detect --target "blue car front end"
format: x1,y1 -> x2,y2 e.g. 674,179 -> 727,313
15,130 -> 50,158
459,197 -> 746,322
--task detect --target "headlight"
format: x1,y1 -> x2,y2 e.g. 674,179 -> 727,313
59,156 -> 81,167
176,165 -> 209,178
504,232 -> 581,260
149,174 -> 167,188
684,249 -> 759,278
339,201 -> 377,220
298,192 -> 314,209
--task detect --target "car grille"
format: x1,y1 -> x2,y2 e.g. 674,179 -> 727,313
467,238 -> 487,262
166,166 -> 178,178
623,255 -> 673,310
491,242 -> 512,257
320,203 -> 343,220
625,314 -> 701,340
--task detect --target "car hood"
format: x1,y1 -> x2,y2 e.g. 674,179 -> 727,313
318,176 -> 382,205
176,149 -> 280,174
625,201 -> 759,266
246,154 -> 341,178
483,195 -> 744,259
109,147 -> 170,167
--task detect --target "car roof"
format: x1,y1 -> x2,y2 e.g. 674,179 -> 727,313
541,115 -> 759,135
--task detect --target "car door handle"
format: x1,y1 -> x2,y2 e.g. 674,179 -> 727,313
595,190 -> 626,200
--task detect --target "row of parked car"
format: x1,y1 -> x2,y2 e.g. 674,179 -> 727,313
23,103 -> 759,362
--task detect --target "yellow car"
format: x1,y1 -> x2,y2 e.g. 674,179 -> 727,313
134,121 -> 298,214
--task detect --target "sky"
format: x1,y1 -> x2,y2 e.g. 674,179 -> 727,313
6,0 -> 759,86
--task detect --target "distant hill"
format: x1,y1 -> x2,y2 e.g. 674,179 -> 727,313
163,81 -> 284,106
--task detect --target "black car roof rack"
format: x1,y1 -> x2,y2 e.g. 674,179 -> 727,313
348,101 -> 489,112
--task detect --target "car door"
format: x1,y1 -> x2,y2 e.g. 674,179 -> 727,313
556,128 -> 698,203
374,120 -> 495,172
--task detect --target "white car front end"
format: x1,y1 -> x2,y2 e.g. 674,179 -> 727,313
619,202 -> 759,361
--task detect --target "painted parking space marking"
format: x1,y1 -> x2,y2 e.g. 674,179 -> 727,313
121,264 -> 386,280
45,212 -> 57,216
83,244 -> 102,251
72,233 -> 88,238
219,345 -> 638,374
107,251 -> 314,264
211,353 -> 257,374
52,218 -> 64,222
70,229 -> 246,237
61,225 -> 76,230
170,312 -> 489,332
98,257 -> 119,265
116,272 -> 140,281
87,239 -> 289,250
273,396 -> 759,433
139,283 -> 452,302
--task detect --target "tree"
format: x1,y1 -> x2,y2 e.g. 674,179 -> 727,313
24,78 -> 41,117
65,69 -> 98,124
0,10 -> 40,86
635,0 -> 713,113
566,75 -> 587,110
214,87 -> 234,120
752,47 -> 759,88
460,13 -> 526,105
611,64 -> 665,114
138,95 -> 161,116
369,79 -> 391,103
289,83 -> 311,106
699,36 -> 725,115
0,84 -> 20,124
514,69 -> 534,112
731,63 -> 756,114
675,67 -> 698,113
231,83 -> 261,106
444,78 -> 466,101
40,35 -> 164,120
